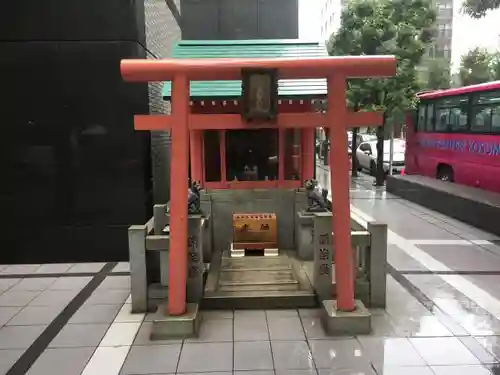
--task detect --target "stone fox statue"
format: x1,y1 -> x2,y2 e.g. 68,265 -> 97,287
188,180 -> 202,214
304,179 -> 329,212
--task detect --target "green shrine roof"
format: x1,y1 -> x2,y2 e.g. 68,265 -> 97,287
162,39 -> 328,100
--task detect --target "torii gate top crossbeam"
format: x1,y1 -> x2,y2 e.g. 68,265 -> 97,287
121,55 -> 396,82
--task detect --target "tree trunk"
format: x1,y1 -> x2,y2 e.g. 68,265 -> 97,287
351,127 -> 358,177
375,112 -> 386,186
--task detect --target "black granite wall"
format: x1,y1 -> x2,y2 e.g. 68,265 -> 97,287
0,0 -> 180,263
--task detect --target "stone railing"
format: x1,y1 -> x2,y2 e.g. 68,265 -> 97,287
127,204 -> 208,313
297,210 -> 387,308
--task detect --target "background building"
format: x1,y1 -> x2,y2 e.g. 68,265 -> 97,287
317,0 -> 453,70
319,0 -> 343,42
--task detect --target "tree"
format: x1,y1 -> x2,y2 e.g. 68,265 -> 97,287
492,52 -> 500,80
459,47 -> 499,86
328,0 -> 436,185
461,0 -> 500,18
424,58 -> 451,90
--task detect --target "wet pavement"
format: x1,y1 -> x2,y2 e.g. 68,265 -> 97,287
1,165 -> 500,374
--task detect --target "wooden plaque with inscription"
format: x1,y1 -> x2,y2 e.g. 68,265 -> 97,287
232,213 -> 277,250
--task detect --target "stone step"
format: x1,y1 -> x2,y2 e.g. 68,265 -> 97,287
202,289 -> 317,310
220,256 -> 292,271
218,269 -> 298,286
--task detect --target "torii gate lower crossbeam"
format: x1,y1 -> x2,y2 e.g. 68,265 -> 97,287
121,55 -> 396,316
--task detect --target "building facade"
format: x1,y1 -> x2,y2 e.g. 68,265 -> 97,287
180,0 -> 299,40
319,0 -> 343,42
0,0 -> 299,264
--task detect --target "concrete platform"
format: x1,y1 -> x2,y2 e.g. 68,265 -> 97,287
203,249 -> 317,309
386,174 -> 500,237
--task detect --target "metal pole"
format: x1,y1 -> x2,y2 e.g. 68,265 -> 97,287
388,121 -> 394,176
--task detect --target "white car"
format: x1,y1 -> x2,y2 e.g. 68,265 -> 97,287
355,139 -> 406,175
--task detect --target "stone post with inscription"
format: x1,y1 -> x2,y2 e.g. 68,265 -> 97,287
187,215 -> 204,303
313,212 -> 333,302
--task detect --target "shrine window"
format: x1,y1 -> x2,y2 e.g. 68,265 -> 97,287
225,129 -> 278,181
203,130 -> 221,182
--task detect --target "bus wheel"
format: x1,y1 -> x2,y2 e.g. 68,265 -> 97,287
437,165 -> 454,182
370,161 -> 377,176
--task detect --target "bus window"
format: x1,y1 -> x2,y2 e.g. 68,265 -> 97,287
471,106 -> 492,132
425,103 -> 435,132
417,105 -> 426,131
473,90 -> 500,105
450,107 -> 468,132
435,107 -> 449,132
492,105 -> 500,133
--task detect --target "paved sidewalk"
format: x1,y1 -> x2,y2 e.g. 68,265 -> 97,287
0,167 -> 500,374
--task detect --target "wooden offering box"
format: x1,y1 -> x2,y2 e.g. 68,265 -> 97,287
232,213 -> 277,250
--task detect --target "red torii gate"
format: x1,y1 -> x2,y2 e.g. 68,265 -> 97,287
121,55 -> 396,316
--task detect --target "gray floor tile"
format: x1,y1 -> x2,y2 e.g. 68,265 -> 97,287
34,263 -> 73,274
277,370 -> 318,375
359,314 -> 397,337
410,337 -> 482,366
177,342 -> 233,373
26,347 -> 95,375
234,341 -> 274,371
0,349 -> 24,374
120,344 -> 181,374
268,317 -> 305,341
10,278 -> 56,292
29,290 -> 78,307
272,341 -> 315,370
186,317 -> 233,342
266,309 -> 299,318
0,325 -> 47,349
309,339 -> 371,370
0,291 -> 40,307
1,265 -> 41,275
390,315 -> 453,337
432,311 -> 470,336
372,366 -> 434,375
431,365 -> 492,375
67,263 -> 105,273
235,310 -> 266,319
0,307 -> 22,326
318,367 -> 375,374
298,309 -> 322,318
459,337 -> 498,364
302,317 -> 327,339
98,276 -> 131,290
49,323 -> 109,348
49,277 -> 91,291
358,337 -> 426,367
85,289 -> 130,305
0,279 -> 20,293
201,310 -> 234,320
69,303 -> 121,324
111,262 -> 130,273
133,322 -> 182,346
475,336 -> 500,361
7,305 -> 62,326
234,314 -> 269,341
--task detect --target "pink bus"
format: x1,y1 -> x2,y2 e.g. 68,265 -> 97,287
405,81 -> 500,193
